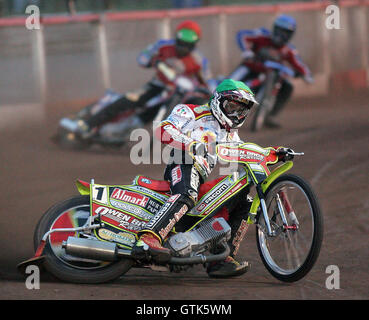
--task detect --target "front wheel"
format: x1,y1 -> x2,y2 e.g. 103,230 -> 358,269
34,195 -> 134,283
250,72 -> 277,132
256,174 -> 323,282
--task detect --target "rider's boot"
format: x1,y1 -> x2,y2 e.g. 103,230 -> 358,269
265,79 -> 294,129
207,196 -> 252,278
207,256 -> 250,278
74,95 -> 137,139
132,232 -> 171,263
132,194 -> 195,263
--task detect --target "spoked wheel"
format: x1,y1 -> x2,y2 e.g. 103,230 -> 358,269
256,174 -> 323,282
34,195 -> 134,283
250,71 -> 277,132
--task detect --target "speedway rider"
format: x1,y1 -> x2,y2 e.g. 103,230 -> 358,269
76,20 -> 211,138
132,79 -> 260,278
230,14 -> 313,128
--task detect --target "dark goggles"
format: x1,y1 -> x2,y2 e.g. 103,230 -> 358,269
223,100 -> 253,120
272,26 -> 294,45
175,38 -> 196,52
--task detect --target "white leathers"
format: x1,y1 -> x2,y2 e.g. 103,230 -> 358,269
157,103 -> 241,176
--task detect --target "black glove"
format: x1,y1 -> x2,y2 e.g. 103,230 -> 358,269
277,147 -> 295,162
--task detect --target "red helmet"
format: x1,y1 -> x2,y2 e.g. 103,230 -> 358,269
175,20 -> 202,39
175,20 -> 202,57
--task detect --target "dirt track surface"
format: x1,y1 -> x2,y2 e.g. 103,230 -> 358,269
0,94 -> 368,300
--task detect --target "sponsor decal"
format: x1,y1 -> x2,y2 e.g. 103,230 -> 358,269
98,228 -> 136,246
203,184 -> 229,205
197,202 -> 207,212
176,106 -> 189,115
158,204 -> 188,239
146,199 -> 162,215
171,165 -> 182,186
218,147 -> 264,161
144,200 -> 174,229
111,188 -> 149,207
190,166 -> 200,191
240,151 -> 264,161
128,185 -> 168,202
193,183 -> 228,214
109,199 -> 153,220
167,194 -> 181,203
202,179 -> 248,216
95,205 -> 147,232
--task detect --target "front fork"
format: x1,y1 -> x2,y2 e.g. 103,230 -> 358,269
247,161 -> 295,236
256,184 -> 275,236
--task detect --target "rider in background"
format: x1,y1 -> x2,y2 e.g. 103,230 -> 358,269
77,20 -> 211,137
230,14 -> 313,128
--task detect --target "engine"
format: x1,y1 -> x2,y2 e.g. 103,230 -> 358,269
166,217 -> 231,257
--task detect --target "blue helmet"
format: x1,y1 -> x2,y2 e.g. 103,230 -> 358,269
272,14 -> 297,46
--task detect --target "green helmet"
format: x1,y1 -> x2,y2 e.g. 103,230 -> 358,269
210,79 -> 258,129
175,28 -> 199,57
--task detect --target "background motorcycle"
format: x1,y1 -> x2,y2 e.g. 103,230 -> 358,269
208,48 -> 313,132
246,60 -> 296,132
18,144 -> 323,284
53,62 -> 211,150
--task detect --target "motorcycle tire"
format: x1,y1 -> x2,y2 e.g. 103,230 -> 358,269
255,174 -> 323,282
250,72 -> 277,132
33,195 -> 134,284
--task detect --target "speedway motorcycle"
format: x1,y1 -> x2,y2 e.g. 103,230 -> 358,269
53,62 -> 210,149
247,60 -> 296,132
209,48 -> 313,132
18,143 -> 323,283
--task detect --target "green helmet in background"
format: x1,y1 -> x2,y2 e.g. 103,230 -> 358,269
175,20 -> 201,57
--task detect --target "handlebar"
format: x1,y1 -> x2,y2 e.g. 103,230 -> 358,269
276,147 -> 304,156
264,60 -> 295,78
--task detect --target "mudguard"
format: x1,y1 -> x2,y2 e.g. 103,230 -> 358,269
247,161 -> 293,223
76,179 -> 90,195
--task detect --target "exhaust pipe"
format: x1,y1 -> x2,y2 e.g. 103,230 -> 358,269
62,237 -> 131,261
62,236 -> 228,265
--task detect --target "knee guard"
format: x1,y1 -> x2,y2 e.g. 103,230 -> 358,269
227,195 -> 253,257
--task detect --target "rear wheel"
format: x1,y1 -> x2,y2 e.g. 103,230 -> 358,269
256,174 -> 323,282
34,195 -> 134,283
